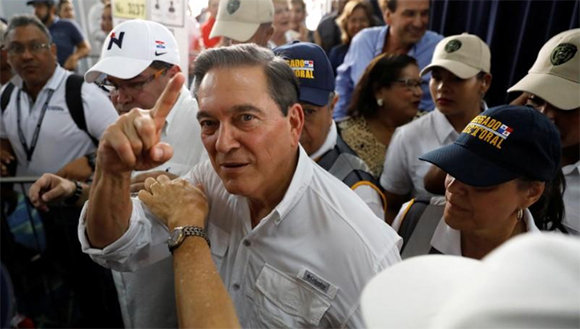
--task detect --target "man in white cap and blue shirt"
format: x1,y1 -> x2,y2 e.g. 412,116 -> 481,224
209,0 -> 274,47
83,19 -> 206,328
508,28 -> 580,235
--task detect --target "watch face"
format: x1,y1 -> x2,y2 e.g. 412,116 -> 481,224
168,228 -> 184,247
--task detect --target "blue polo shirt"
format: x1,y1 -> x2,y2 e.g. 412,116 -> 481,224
334,26 -> 443,119
49,17 -> 85,66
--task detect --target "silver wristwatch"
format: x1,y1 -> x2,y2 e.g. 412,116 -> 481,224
167,226 -> 210,253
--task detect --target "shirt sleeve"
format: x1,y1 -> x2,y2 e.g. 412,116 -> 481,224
82,82 -> 119,139
333,30 -> 378,119
380,127 -> 412,195
77,198 -> 172,272
352,184 -> 385,220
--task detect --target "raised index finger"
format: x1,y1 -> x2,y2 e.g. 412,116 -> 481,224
151,72 -> 185,131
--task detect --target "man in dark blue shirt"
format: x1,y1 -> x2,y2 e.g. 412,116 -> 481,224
27,0 -> 90,71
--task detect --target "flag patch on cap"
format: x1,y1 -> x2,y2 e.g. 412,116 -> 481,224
462,115 -> 514,150
286,59 -> 315,79
155,40 -> 166,49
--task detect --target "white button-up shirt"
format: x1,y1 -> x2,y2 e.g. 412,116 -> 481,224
380,109 -> 459,197
562,161 -> 580,235
79,147 -> 402,328
0,66 -> 118,177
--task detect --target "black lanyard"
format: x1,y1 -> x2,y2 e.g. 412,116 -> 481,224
16,89 -> 55,162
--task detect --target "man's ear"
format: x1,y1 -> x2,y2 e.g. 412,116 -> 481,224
287,103 -> 304,147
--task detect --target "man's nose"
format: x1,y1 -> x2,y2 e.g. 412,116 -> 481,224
215,124 -> 240,153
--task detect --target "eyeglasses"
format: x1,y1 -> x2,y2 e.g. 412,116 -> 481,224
6,42 -> 51,55
393,78 -> 426,91
96,67 -> 170,94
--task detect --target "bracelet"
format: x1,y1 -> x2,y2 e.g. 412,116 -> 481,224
64,180 -> 83,205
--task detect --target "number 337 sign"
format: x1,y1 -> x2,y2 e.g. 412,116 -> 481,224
112,0 -> 147,19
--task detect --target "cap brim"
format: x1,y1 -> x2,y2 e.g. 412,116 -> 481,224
421,59 -> 480,79
361,255 -> 481,329
508,73 -> 580,110
85,56 -> 152,82
209,20 -> 258,42
419,143 -> 518,187
299,87 -> 331,107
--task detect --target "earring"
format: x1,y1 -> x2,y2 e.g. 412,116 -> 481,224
376,98 -> 384,107
516,208 -> 523,221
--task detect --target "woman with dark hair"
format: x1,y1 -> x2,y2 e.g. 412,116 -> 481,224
328,0 -> 374,74
393,105 -> 565,260
338,53 -> 422,178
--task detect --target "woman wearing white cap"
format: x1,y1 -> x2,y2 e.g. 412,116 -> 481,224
508,28 -> 580,235
397,105 -> 565,259
380,33 -> 492,222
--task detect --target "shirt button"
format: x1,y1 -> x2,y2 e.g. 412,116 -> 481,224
232,283 -> 240,291
243,240 -> 251,247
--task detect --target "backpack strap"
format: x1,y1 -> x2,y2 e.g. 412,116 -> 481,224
1,83 -> 15,113
65,75 -> 99,146
398,196 -> 445,259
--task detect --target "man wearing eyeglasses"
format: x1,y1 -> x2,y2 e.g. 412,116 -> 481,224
83,19 -> 206,329
0,15 -> 117,182
0,14 -> 121,327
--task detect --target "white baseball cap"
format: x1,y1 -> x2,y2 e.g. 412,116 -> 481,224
361,233 -> 580,329
209,0 -> 274,42
421,33 -> 491,79
508,28 -> 580,110
85,19 -> 180,83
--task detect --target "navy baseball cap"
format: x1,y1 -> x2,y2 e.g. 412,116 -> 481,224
420,105 -> 561,187
26,0 -> 55,5
274,41 -> 334,106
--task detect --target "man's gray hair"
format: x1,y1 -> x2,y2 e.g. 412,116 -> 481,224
4,15 -> 53,44
192,44 -> 299,115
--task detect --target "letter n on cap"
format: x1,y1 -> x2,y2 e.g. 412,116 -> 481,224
107,32 -> 125,50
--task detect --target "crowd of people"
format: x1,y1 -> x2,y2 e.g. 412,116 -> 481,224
0,0 -> 578,328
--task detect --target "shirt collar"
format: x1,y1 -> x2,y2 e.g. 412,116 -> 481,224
562,160 -> 580,176
270,146 -> 313,224
431,109 -> 459,144
309,121 -> 337,160
431,208 -> 539,255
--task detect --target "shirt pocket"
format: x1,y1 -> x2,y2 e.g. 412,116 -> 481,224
247,263 -> 331,328
207,224 -> 229,271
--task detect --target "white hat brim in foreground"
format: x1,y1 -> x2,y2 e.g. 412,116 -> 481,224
361,233 -> 580,329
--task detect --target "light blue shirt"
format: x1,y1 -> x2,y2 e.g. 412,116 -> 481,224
334,26 -> 443,119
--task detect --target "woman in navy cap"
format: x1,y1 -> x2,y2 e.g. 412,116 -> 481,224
394,105 -> 565,259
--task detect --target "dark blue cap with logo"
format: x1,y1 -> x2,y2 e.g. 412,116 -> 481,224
420,105 -> 561,187
274,41 -> 335,107
26,0 -> 55,5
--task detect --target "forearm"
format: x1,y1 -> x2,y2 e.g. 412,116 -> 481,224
85,166 -> 132,248
173,238 -> 240,329
71,42 -> 91,61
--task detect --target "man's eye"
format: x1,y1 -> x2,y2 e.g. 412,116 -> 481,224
199,120 -> 217,129
241,114 -> 255,121
304,108 -> 316,115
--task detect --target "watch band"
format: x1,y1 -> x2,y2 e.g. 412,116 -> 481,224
169,226 -> 210,253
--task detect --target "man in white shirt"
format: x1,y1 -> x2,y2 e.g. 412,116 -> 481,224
77,19 -> 206,328
79,44 -> 401,328
508,28 -> 580,235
